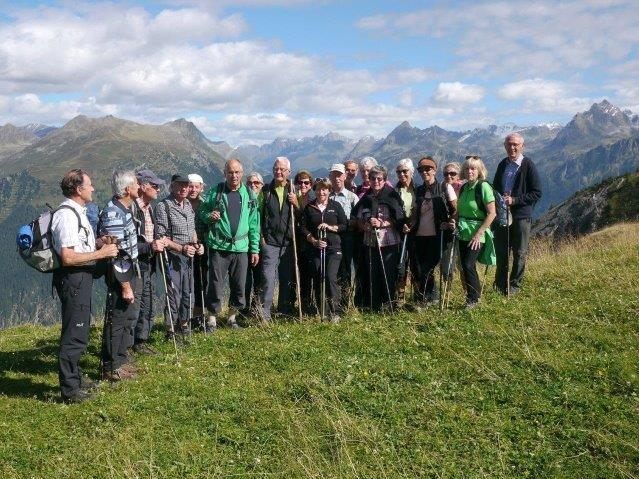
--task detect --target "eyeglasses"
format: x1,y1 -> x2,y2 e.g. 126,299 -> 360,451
273,167 -> 289,172
443,172 -> 458,177
370,176 -> 385,182
396,169 -> 410,174
247,181 -> 262,186
417,165 -> 435,173
297,180 -> 312,185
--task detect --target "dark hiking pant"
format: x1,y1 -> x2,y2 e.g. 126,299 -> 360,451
459,240 -> 482,303
259,242 -> 294,321
134,269 -> 154,344
413,235 -> 442,303
54,269 -> 94,398
207,249 -> 248,314
494,218 -> 532,291
311,249 -> 342,316
357,244 -> 399,311
163,252 -> 193,333
102,276 -> 141,371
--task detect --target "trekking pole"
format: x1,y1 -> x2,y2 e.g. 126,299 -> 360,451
319,227 -> 326,320
506,202 -> 511,299
101,266 -> 115,379
444,231 -> 457,309
368,241 -> 373,310
197,250 -> 207,335
157,247 -> 179,361
439,229 -> 444,308
440,229 -> 456,311
397,233 -> 408,301
188,254 -> 193,340
374,227 -> 394,315
289,181 -> 303,320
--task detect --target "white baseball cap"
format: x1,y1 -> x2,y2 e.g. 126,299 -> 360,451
329,163 -> 345,174
188,173 -> 204,184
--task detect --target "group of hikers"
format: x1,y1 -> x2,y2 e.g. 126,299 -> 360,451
47,132 -> 541,403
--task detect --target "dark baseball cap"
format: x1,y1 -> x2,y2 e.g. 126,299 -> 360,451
136,169 -> 165,185
171,174 -> 190,183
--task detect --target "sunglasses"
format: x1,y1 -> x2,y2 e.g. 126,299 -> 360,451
297,179 -> 312,185
247,180 -> 263,186
396,169 -> 410,174
465,155 -> 481,160
370,176 -> 385,182
417,165 -> 435,173
444,172 -> 458,177
314,177 -> 328,183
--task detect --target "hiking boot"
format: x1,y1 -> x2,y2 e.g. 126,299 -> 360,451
133,343 -> 158,355
227,314 -> 241,330
206,315 -> 218,333
119,363 -> 139,376
330,315 -> 341,324
62,389 -> 94,404
465,300 -> 479,310
101,368 -> 123,382
80,374 -> 99,392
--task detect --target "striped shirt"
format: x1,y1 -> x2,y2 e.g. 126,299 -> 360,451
99,197 -> 138,260
155,195 -> 196,245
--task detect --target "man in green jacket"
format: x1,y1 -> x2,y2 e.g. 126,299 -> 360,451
199,159 -> 260,329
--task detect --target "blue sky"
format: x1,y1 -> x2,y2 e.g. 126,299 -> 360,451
0,0 -> 637,144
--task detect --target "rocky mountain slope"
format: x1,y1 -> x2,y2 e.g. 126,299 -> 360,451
532,170 -> 639,239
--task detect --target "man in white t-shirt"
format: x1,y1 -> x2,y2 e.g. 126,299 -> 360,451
51,169 -> 118,403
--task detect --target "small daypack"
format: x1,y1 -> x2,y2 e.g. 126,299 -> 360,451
460,180 -> 509,227
16,205 -> 82,272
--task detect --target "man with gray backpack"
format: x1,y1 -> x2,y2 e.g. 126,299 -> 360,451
50,169 -> 118,403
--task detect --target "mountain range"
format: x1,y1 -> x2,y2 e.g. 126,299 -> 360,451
1,99 -> 639,324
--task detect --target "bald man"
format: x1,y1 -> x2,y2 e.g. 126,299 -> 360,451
199,159 -> 260,329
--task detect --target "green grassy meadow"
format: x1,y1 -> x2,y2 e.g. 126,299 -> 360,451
1,223 -> 638,478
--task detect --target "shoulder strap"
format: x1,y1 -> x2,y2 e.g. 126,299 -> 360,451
54,205 -> 83,233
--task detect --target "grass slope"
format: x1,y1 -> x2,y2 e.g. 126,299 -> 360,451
1,223 -> 638,478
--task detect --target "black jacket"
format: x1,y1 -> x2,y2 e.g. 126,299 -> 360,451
493,156 -> 542,220
351,184 -> 406,229
411,181 -> 451,235
261,180 -> 294,247
300,199 -> 348,252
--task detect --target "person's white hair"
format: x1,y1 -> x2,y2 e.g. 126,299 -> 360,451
273,156 -> 291,170
111,170 -> 137,198
396,158 -> 414,175
246,171 -> 264,184
504,132 -> 524,144
359,156 -> 378,169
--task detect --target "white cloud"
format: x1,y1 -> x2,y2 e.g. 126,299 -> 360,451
498,78 -> 594,113
357,0 -> 639,77
431,82 -> 484,105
